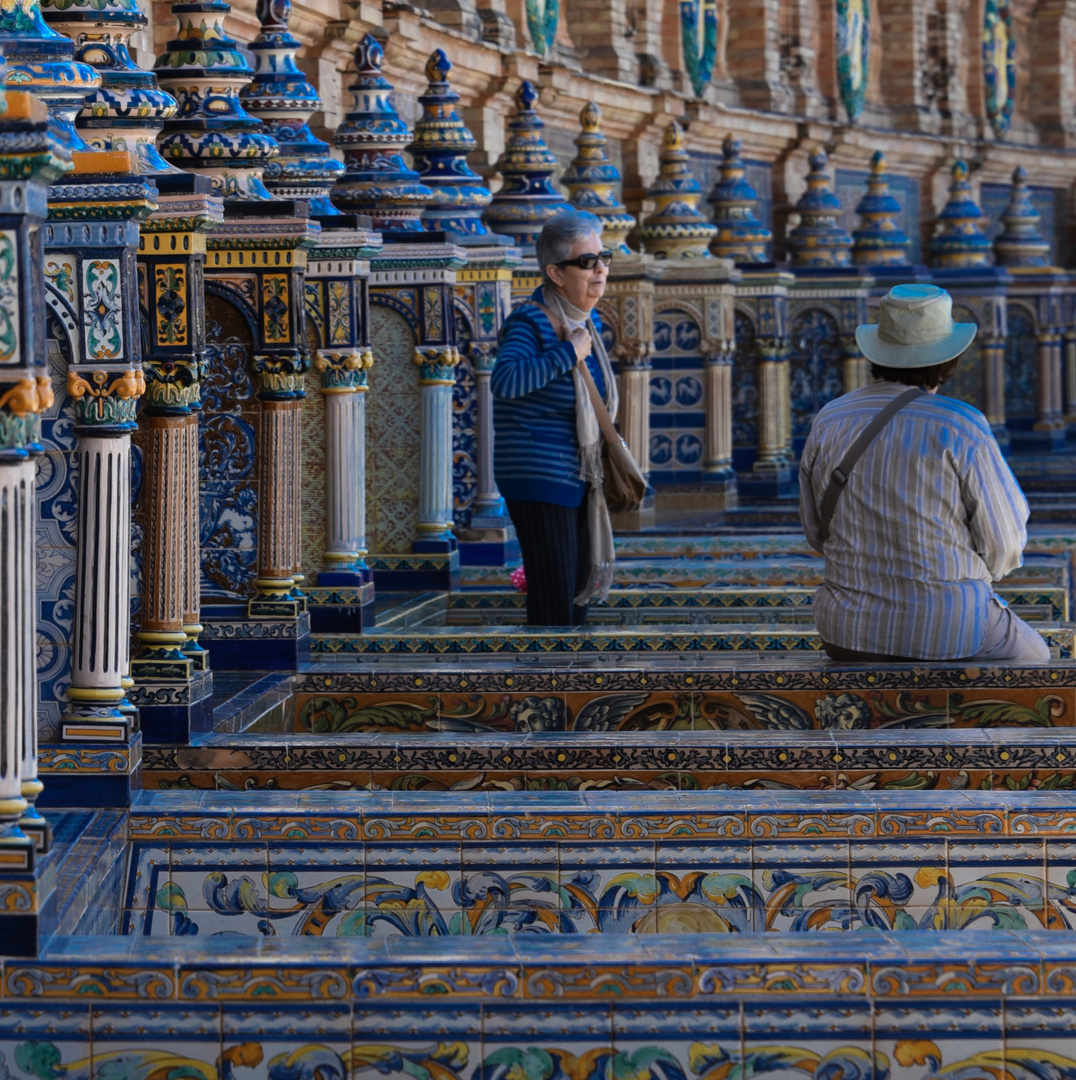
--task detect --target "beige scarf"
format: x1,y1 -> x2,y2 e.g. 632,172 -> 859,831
544,287 -> 618,606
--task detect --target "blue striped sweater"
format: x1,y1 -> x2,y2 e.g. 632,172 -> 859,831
491,286 -> 607,507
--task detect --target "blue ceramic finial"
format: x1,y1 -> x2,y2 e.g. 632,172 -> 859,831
561,101 -> 635,255
483,81 -> 572,255
993,165 -> 1051,268
240,0 -> 344,214
155,0 -> 279,200
636,120 -> 716,259
331,34 -> 434,229
708,133 -> 771,263
410,48 -> 503,243
852,151 -> 910,267
786,147 -> 852,268
931,159 -> 992,269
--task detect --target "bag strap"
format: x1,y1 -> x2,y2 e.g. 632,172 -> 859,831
518,299 -> 566,340
819,386 -> 925,543
576,357 -> 620,447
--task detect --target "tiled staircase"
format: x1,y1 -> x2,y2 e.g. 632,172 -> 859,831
10,528 -> 1076,1075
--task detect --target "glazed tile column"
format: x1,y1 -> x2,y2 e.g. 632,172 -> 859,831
468,343 -> 505,523
612,346 -> 651,483
414,347 -> 460,549
703,345 -> 734,480
1065,331 -> 1076,425
0,455 -> 35,871
44,158 -> 156,754
980,334 -> 1007,440
0,90 -> 70,871
314,347 -> 373,578
131,179 -> 222,739
156,0 -> 321,641
410,49 -> 520,556
251,370 -> 303,615
755,343 -> 791,471
1035,329 -> 1065,439
335,34 -> 465,576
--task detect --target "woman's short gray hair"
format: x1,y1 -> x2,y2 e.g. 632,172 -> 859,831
536,210 -> 604,279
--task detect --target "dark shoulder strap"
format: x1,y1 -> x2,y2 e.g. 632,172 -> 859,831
818,386 -> 925,543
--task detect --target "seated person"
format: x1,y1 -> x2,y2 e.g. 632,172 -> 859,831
798,283 -> 1049,663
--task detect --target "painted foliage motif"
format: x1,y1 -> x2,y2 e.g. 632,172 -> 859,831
788,307 -> 843,441
983,0 -> 1016,138
452,309 -> 477,528
526,0 -> 558,55
82,258 -> 124,360
199,296 -> 259,599
679,0 -> 718,98
141,858 -> 1076,937
731,309 -> 759,454
0,230 -> 19,363
1003,303 -> 1037,424
8,1042 -> 1076,1080
835,0 -> 869,121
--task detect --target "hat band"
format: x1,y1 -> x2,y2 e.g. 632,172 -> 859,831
877,322 -> 955,346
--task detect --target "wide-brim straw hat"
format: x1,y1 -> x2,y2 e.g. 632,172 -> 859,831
855,283 -> 976,368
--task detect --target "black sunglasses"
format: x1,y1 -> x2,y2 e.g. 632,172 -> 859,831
555,250 -> 613,270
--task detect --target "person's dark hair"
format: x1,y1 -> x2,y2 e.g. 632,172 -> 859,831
869,358 -> 960,390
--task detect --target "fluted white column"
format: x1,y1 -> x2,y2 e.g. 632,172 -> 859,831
704,352 -> 734,478
616,346 -> 651,481
0,458 -> 33,866
182,411 -> 207,670
1035,330 -> 1065,435
317,347 -> 373,572
1064,332 -> 1076,424
470,344 -> 510,523
62,434 -> 132,740
981,336 -> 1007,441
413,347 -> 458,547
754,349 -> 790,471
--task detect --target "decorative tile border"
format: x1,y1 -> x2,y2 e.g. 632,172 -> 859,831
39,738 -> 141,775
7,930 -> 1076,1003
293,661 -> 1076,694
122,790 -> 1076,843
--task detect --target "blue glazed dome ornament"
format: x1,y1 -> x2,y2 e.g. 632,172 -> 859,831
410,49 -> 500,243
331,34 -> 433,230
483,80 -> 571,255
40,0 -> 179,172
993,165 -> 1051,268
931,159 -> 992,269
851,151 -> 910,267
0,0 -> 100,153
636,120 -> 716,259
707,133 -> 771,263
154,0 -> 279,200
240,0 -> 344,214
561,101 -> 635,255
786,148 -> 852,268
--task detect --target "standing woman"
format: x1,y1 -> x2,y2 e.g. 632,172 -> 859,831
491,210 -> 617,626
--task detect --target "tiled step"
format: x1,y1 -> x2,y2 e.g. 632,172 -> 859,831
141,727 -> 1076,793
462,551 -> 1072,590
116,789 -> 1076,941
12,927 -> 1076,1048
440,585 -> 1068,624
282,658 -> 1076,733
309,621 -> 1076,656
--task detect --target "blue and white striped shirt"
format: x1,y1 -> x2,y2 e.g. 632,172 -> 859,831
491,287 -> 606,507
799,381 -> 1029,659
